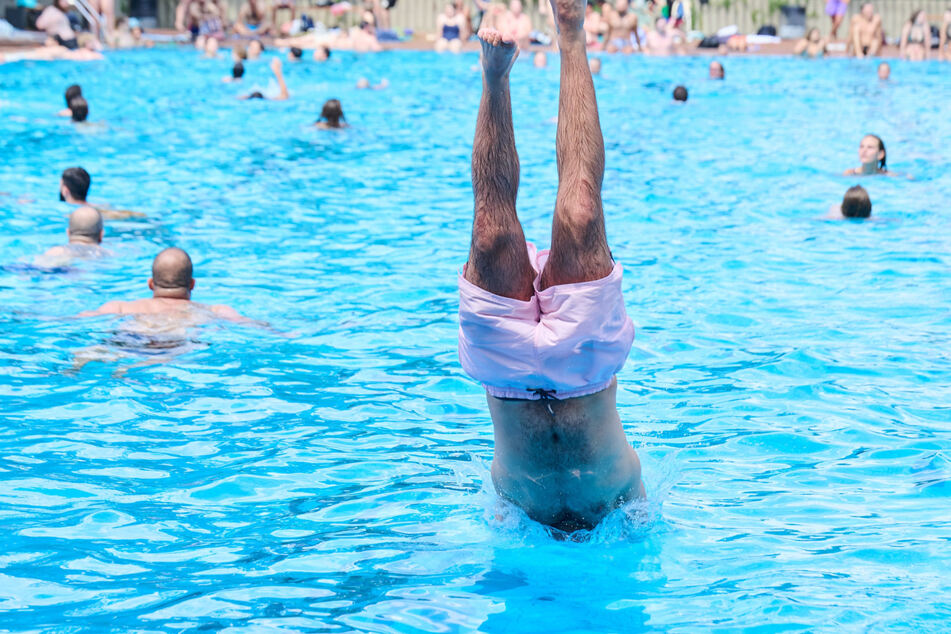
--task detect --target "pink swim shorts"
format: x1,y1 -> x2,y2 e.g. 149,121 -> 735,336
458,243 -> 635,400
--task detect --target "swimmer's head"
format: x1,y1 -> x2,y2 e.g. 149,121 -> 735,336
589,57 -> 601,75
859,134 -> 886,170
232,43 -> 247,61
533,51 -> 547,68
877,61 -> 890,80
861,2 -> 874,18
248,91 -> 265,99
289,46 -> 303,60
232,61 -> 245,78
69,96 -> 88,122
67,205 -> 103,244
65,84 -> 82,107
673,85 -> 688,102
248,39 -> 264,58
149,247 -> 195,299
841,185 -> 872,219
319,98 -> 345,127
60,167 -> 91,202
709,60 -> 724,80
314,45 -> 330,61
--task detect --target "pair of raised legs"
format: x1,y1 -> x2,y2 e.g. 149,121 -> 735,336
465,0 -> 611,300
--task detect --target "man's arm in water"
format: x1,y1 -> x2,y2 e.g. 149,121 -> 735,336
94,204 -> 147,219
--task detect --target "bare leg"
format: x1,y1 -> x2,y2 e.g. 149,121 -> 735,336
539,0 -> 612,290
465,28 -> 535,301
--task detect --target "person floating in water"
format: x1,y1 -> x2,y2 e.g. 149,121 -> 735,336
241,58 -> 289,101
829,185 -> 872,219
35,205 -> 107,267
708,60 -> 724,80
80,247 -> 248,323
58,167 -> 145,219
458,0 -> 643,533
844,134 -> 889,176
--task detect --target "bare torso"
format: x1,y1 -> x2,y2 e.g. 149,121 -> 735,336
488,378 -> 643,531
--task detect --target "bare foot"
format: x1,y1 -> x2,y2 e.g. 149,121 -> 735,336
549,0 -> 584,37
478,28 -> 518,85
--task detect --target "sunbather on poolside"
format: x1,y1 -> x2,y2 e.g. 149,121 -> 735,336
458,0 -> 643,533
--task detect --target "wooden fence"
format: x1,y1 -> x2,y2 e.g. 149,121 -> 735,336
155,0 -> 950,43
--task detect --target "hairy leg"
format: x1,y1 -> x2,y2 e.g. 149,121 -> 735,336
539,0 -> 612,290
465,28 -> 535,301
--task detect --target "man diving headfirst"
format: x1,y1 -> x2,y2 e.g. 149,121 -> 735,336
458,0 -> 643,533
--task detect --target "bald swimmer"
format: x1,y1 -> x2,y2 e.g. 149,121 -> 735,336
35,205 -> 106,266
459,0 -> 643,533
81,248 -> 249,323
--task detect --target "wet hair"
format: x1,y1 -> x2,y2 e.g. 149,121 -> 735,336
68,205 -> 103,242
61,167 -> 91,201
841,185 -> 872,219
232,61 -> 245,78
69,96 -> 88,122
673,85 -> 688,102
865,134 -> 887,170
152,247 -> 193,290
248,91 -> 265,99
64,84 -> 82,107
318,98 -> 345,127
290,46 -> 303,59
319,45 -> 331,59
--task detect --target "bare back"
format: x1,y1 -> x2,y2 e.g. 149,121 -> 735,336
488,380 -> 643,530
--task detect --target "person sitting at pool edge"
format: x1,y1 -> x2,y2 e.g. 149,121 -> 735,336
80,247 -> 249,322
844,134 -> 889,176
849,2 -> 882,58
436,2 -> 466,54
59,166 -> 146,219
458,0 -> 643,533
57,84 -> 82,117
829,185 -> 872,219
36,205 -> 107,265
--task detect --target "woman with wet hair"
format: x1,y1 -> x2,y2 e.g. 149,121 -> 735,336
315,99 -> 347,129
794,27 -> 827,58
844,134 -> 889,176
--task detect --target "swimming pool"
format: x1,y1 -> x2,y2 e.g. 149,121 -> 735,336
1,48 -> 949,631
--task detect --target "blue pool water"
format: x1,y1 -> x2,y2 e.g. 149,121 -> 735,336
1,49 -> 950,630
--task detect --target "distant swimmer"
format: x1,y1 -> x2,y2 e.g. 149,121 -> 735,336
355,78 -> 388,90
57,84 -> 82,117
288,46 -> 303,61
844,134 -> 891,176
673,85 -> 687,101
709,60 -> 724,80
224,61 -> 245,82
313,45 -> 330,61
458,1 -> 643,533
828,185 -> 872,219
80,247 -> 249,324
241,57 -> 289,100
68,96 -> 89,122
588,56 -> 601,74
315,99 -> 347,129
877,61 -> 890,80
35,205 -> 107,266
59,166 -> 146,219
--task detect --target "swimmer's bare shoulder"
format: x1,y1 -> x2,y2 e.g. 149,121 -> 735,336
79,299 -> 153,316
